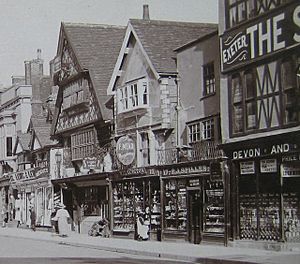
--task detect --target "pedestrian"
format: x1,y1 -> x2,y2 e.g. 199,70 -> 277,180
1,204 -> 8,228
15,194 -> 22,227
51,206 -> 59,234
51,203 -> 71,237
29,208 -> 36,231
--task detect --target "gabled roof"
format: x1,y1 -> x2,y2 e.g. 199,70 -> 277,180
108,19 -> 217,93
57,22 -> 126,121
14,132 -> 31,154
29,115 -> 57,149
130,19 -> 217,74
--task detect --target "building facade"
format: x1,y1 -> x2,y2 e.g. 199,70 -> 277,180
219,0 -> 300,245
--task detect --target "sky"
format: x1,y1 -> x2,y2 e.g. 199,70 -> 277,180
0,0 -> 218,88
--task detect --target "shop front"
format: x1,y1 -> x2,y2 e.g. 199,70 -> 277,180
225,132 -> 300,244
161,161 -> 226,244
52,172 -> 110,234
10,168 -> 52,227
111,167 -> 161,241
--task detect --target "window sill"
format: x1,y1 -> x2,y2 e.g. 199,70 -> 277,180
200,92 -> 216,101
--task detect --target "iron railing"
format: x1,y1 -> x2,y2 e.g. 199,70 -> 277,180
156,141 -> 223,165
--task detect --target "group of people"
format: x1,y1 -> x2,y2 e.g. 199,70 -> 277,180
1,198 -> 71,237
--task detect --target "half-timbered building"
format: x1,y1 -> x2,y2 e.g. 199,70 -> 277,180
50,22 -> 125,233
219,0 -> 300,248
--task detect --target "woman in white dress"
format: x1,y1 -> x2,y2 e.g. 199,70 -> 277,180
15,194 -> 22,227
51,203 -> 71,237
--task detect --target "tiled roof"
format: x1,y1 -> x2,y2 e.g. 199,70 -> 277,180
63,23 -> 126,120
130,19 -> 217,74
30,116 -> 57,148
17,133 -> 31,151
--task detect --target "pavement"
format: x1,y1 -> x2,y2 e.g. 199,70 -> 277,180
0,223 -> 300,264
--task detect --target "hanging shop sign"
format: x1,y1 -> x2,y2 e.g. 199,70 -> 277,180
82,157 -> 102,170
281,164 -> 300,177
116,135 -> 136,166
188,178 -> 200,187
220,2 -> 300,72
210,162 -> 222,181
260,159 -> 277,173
240,161 -> 255,175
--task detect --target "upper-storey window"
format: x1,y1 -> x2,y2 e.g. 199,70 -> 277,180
71,128 -> 95,161
6,137 -> 13,157
117,78 -> 148,113
230,56 -> 299,136
188,118 -> 215,144
226,0 -> 285,29
203,62 -> 216,96
62,78 -> 89,110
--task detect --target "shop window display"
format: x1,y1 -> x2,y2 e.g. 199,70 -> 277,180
164,179 -> 187,230
112,180 -> 161,233
204,179 -> 225,233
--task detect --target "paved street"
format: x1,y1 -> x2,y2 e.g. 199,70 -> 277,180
0,235 -> 192,264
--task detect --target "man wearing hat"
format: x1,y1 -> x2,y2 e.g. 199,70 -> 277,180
51,203 -> 71,237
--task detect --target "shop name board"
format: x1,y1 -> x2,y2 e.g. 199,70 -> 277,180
162,165 -> 210,176
119,167 -> 159,177
116,136 -> 135,166
35,167 -> 49,178
233,144 -> 291,160
221,2 -> 300,72
10,168 -> 35,182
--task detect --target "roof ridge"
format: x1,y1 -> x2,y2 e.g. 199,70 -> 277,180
63,22 -> 125,29
129,18 -> 217,27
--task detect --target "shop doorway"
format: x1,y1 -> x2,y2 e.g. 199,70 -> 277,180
188,189 -> 202,244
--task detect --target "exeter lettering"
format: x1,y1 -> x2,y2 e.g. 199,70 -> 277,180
222,34 -> 247,64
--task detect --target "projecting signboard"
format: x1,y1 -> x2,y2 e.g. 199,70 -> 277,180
220,2 -> 300,73
116,135 -> 136,166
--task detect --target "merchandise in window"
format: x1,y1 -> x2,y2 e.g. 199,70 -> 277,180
164,179 -> 187,231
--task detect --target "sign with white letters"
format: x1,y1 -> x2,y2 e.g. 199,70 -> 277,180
220,2 -> 300,72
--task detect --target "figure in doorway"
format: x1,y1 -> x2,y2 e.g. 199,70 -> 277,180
15,194 -> 22,227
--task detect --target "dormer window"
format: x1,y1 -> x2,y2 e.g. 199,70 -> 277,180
117,78 -> 148,113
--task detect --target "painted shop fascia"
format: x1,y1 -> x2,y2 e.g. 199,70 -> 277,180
220,1 -> 300,73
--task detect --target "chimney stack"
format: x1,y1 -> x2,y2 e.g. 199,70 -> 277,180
143,4 -> 150,20
37,48 -> 42,60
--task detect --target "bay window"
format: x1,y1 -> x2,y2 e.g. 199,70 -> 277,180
188,118 -> 215,144
117,78 -> 148,113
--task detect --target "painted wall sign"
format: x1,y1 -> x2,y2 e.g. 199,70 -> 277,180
10,168 -> 35,183
232,143 -> 293,160
260,159 -> 277,173
162,164 -> 210,177
116,136 -> 135,166
35,167 -> 49,178
221,2 -> 300,72
240,161 -> 255,175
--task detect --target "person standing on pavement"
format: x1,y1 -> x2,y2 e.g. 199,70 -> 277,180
51,203 -> 71,237
1,204 -> 8,228
15,194 -> 22,227
29,208 -> 36,231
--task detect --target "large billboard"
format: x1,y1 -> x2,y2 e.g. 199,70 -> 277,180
220,2 -> 300,73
